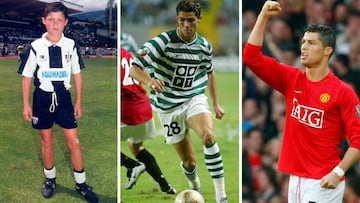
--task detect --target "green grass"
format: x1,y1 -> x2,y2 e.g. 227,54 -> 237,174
120,72 -> 239,203
0,58 -> 239,202
0,58 -> 117,202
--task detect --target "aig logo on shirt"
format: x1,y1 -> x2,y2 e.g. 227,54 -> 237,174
290,98 -> 324,128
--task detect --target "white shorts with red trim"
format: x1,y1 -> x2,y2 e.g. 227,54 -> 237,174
288,175 -> 345,203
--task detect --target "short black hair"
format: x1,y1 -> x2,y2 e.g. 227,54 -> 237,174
176,0 -> 201,18
304,24 -> 336,51
43,2 -> 68,19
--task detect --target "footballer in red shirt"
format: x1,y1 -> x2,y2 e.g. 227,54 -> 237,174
120,47 -> 176,194
243,1 -> 360,202
120,48 -> 152,125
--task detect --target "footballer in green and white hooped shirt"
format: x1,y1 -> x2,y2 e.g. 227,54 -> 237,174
130,1 -> 228,202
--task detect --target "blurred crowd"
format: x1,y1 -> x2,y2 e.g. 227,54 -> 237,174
242,0 -> 360,202
121,0 -> 239,26
0,14 -> 114,57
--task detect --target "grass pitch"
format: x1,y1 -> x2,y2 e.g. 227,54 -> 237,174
0,58 -> 117,202
120,71 -> 240,203
0,58 -> 239,202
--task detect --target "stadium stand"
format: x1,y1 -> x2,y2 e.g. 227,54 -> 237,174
0,0 -> 116,58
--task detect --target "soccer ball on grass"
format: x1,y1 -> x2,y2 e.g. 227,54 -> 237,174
174,189 -> 205,203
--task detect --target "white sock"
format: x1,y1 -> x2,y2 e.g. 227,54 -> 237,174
44,166 -> 56,179
180,162 -> 201,190
74,170 -> 86,184
203,142 -> 224,179
204,142 -> 226,198
180,162 -> 197,181
214,177 -> 226,198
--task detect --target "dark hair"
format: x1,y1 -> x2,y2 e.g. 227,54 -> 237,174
304,24 -> 336,53
176,0 -> 201,18
43,2 -> 68,19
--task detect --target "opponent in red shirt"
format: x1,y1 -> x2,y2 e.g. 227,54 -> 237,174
120,47 -> 152,125
120,47 -> 176,194
243,1 -> 360,202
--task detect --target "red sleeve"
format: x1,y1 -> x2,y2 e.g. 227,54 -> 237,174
340,84 -> 360,149
120,48 -> 153,125
243,42 -> 301,95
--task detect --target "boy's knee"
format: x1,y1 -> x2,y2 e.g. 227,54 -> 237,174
67,139 -> 81,151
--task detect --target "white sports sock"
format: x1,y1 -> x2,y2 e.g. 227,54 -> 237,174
74,170 -> 86,184
180,162 -> 201,190
214,177 -> 226,199
180,162 -> 197,181
204,142 -> 226,198
203,142 -> 224,179
44,166 -> 56,179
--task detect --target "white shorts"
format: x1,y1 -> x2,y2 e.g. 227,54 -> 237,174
120,118 -> 155,144
288,175 -> 345,203
157,94 -> 211,144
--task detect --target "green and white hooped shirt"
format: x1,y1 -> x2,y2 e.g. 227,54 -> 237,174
133,29 -> 213,113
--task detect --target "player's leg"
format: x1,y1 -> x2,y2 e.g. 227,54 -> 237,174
131,143 -> 175,193
127,118 -> 175,194
173,131 -> 201,191
63,128 -> 83,171
120,124 -> 146,189
63,128 -> 98,203
40,128 -> 56,198
33,90 -> 58,198
34,90 -> 56,173
121,123 -> 147,190
121,151 -> 143,168
41,128 -> 55,170
187,112 -> 227,203
157,106 -> 201,193
53,90 -> 97,202
121,151 -> 145,190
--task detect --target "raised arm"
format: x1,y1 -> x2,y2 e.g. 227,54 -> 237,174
247,1 -> 282,46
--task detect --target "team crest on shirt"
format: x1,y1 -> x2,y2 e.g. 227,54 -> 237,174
65,52 -> 72,63
356,105 -> 360,118
319,93 -> 330,103
39,55 -> 46,61
138,47 -> 149,57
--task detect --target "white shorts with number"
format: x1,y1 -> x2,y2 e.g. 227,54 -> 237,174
288,175 -> 345,203
157,94 -> 211,144
120,118 -> 155,144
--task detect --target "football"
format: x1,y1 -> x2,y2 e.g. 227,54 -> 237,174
174,189 -> 205,203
